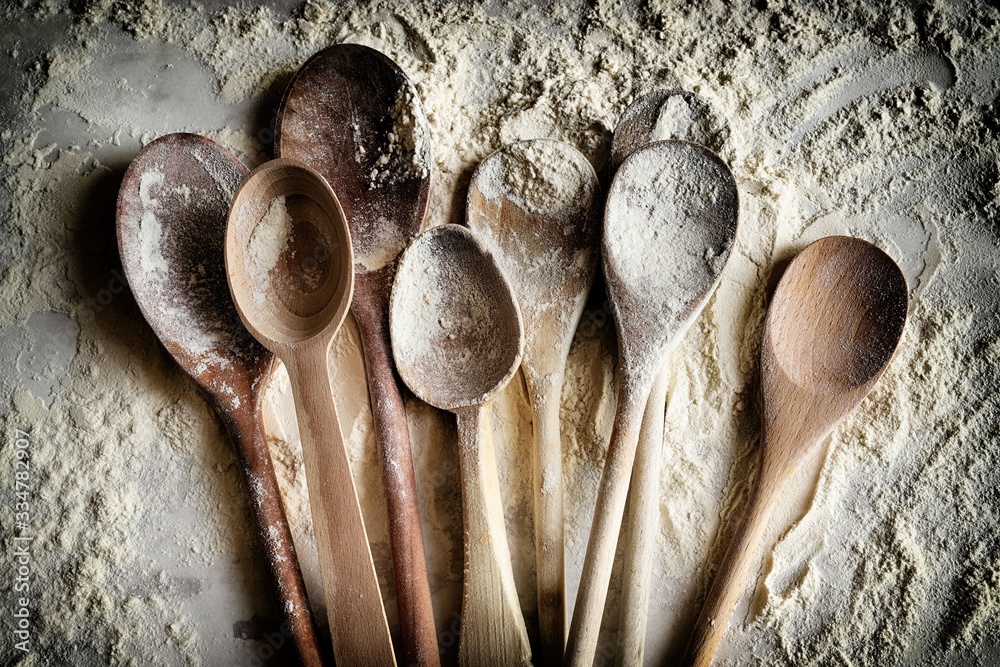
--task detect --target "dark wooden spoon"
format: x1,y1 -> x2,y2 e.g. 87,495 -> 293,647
276,44 -> 438,667
116,133 -> 322,667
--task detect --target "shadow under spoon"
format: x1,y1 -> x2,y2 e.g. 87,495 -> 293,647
116,133 -> 323,667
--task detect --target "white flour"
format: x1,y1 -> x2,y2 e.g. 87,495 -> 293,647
137,170 -> 169,276
369,81 -> 432,187
475,140 -> 596,221
604,141 -> 738,385
245,195 -> 293,303
2,1 -> 999,665
390,225 -> 520,411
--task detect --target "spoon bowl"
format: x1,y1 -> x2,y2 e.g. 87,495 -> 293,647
225,159 -> 352,349
392,225 -> 523,411
276,43 -> 430,274
610,90 -> 733,171
685,236 -> 908,667
766,237 -> 908,394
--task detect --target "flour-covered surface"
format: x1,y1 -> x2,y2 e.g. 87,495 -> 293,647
0,1 -> 998,665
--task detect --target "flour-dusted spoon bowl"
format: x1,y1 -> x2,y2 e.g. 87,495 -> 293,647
566,141 -> 739,667
685,236 -> 908,667
116,134 -> 323,667
276,44 -> 438,666
390,224 -> 532,667
226,157 -> 396,667
467,139 -> 602,664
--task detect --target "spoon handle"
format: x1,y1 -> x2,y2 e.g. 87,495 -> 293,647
285,343 -> 397,667
531,384 -> 567,666
353,280 -> 440,667
615,366 -> 671,667
222,400 -> 324,667
566,382 -> 648,667
684,462 -> 782,667
455,405 -> 533,667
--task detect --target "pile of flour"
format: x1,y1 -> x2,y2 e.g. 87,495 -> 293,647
1,0 -> 999,665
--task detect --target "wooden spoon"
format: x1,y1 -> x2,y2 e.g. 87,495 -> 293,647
466,138 -> 602,664
276,44 -> 439,666
226,158 -> 395,666
389,224 -> 531,667
611,90 -> 734,667
566,141 -> 739,667
685,236 -> 908,667
116,133 -> 323,667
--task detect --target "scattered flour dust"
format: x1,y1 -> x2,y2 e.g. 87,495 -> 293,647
1,0 -> 999,665
137,170 -> 169,276
369,80 -> 432,187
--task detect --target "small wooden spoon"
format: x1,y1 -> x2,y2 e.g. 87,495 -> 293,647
389,224 -> 531,667
116,134 -> 323,667
226,158 -> 396,666
276,44 -> 438,666
685,236 -> 908,667
611,90 -> 734,667
566,141 -> 739,667
466,139 -> 602,664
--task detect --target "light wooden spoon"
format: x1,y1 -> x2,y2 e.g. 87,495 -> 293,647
611,90 -> 735,667
116,133 -> 323,667
226,158 -> 396,666
566,141 -> 739,667
276,44 -> 438,666
466,139 -> 602,664
685,236 -> 908,667
389,224 -> 532,667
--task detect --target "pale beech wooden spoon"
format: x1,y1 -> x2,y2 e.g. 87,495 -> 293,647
276,44 -> 438,666
685,236 -> 908,667
566,141 -> 739,667
226,158 -> 396,666
389,224 -> 532,667
611,90 -> 735,667
466,139 -> 602,665
116,134 -> 323,667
